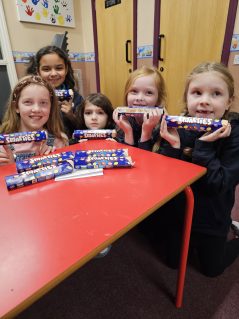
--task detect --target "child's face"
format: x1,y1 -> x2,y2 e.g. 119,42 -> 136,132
84,102 -> 108,129
38,53 -> 67,88
127,75 -> 159,106
187,72 -> 232,119
16,84 -> 51,132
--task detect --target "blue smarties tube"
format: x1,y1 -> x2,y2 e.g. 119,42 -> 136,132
73,129 -> 117,140
165,116 -> 228,132
0,130 -> 47,145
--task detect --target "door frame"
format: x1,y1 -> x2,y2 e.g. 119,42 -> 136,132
0,0 -> 18,87
152,0 -> 239,67
91,0 -> 138,92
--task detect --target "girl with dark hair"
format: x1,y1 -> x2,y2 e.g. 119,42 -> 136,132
78,93 -> 115,129
75,93 -> 115,143
26,45 -> 83,138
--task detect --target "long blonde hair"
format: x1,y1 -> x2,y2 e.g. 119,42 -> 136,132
1,75 -> 66,141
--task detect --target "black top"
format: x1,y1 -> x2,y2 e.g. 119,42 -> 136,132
61,89 -> 84,138
157,118 -> 239,237
116,117 -> 160,149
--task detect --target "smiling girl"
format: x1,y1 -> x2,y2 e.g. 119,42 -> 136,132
113,66 -> 166,147
0,75 -> 68,165
26,46 -> 83,138
147,62 -> 239,277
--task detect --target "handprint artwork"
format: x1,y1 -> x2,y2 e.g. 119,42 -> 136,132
16,0 -> 75,27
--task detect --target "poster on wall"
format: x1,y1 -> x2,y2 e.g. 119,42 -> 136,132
16,0 -> 75,28
230,35 -> 239,52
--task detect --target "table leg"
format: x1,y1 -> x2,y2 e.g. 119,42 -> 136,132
175,186 -> 194,308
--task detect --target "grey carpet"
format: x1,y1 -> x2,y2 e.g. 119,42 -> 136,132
16,226 -> 239,319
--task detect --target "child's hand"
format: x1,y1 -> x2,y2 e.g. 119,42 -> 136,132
113,109 -> 132,132
39,142 -> 56,155
141,108 -> 162,142
60,99 -> 74,117
0,145 -> 15,165
160,115 -> 180,148
113,109 -> 134,145
199,123 -> 231,142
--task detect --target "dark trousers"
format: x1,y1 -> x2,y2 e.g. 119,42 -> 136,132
166,228 -> 239,277
139,207 -> 239,277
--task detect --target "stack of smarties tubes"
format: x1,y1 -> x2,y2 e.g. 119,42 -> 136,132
2,130 -> 134,190
5,148 -> 134,190
2,130 -> 74,190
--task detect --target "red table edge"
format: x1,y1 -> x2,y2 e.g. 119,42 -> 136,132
2,169 -> 206,318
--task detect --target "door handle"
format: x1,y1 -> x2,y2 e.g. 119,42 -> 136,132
158,34 -> 165,61
125,40 -> 131,63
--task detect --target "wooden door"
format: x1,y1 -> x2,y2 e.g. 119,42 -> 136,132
157,0 -> 230,114
95,0 -> 134,107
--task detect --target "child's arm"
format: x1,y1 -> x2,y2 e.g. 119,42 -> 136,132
113,109 -> 134,145
192,122 -> 239,192
60,92 -> 83,133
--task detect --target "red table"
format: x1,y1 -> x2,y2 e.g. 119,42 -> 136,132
0,141 -> 206,318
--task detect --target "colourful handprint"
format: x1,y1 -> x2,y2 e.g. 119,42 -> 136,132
42,8 -> 48,18
32,0 -> 40,4
66,15 -> 72,22
50,14 -> 56,23
57,15 -> 64,25
53,5 -> 60,14
42,0 -> 48,8
25,5 -> 34,16
35,12 -> 41,20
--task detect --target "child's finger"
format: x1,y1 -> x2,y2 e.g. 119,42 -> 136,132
200,123 -> 231,142
3,145 -> 15,161
44,146 -> 53,155
160,115 -> 167,131
0,147 -> 9,159
0,145 -> 15,164
78,139 -> 88,143
39,141 -> 53,155
106,138 -> 117,142
143,112 -> 148,122
219,123 -> 231,137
